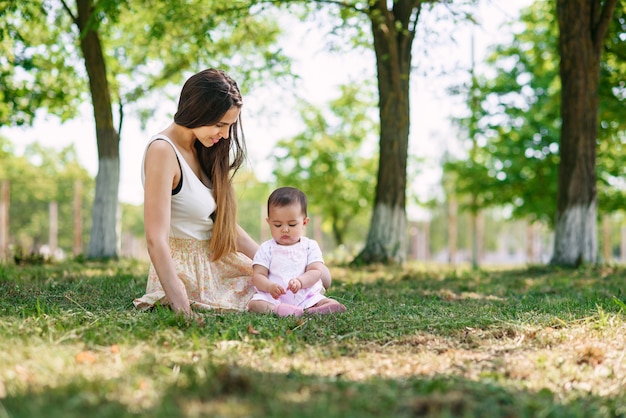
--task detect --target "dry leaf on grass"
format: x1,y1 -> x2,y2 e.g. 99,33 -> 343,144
247,323 -> 260,335
75,350 -> 97,364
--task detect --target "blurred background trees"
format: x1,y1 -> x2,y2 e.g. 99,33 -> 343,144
0,136 -> 93,260
0,0 -> 624,266
443,0 -> 624,267
273,83 -> 378,251
0,0 -> 290,259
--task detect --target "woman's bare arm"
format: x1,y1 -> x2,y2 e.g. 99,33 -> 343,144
143,140 -> 191,316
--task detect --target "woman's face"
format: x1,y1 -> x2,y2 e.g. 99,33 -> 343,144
192,106 -> 240,147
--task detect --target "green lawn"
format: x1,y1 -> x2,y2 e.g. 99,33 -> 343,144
0,260 -> 625,417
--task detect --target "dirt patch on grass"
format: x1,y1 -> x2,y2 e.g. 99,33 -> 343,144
220,322 -> 626,398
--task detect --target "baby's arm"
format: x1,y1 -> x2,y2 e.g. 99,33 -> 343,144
252,264 -> 285,299
287,261 -> 324,293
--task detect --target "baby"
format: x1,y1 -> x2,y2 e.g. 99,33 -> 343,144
247,187 -> 346,317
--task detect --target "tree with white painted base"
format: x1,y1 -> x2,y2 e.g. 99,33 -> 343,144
551,0 -> 618,266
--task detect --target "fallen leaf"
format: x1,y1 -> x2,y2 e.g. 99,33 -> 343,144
75,351 -> 97,364
247,323 -> 260,335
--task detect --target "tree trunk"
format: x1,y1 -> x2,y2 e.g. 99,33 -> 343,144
448,195 -> 457,265
73,180 -> 83,257
470,209 -> 483,269
49,201 -> 58,258
621,226 -> 626,262
353,0 -> 418,265
551,0 -> 617,266
601,213 -> 611,262
525,220 -> 535,264
75,0 -> 120,259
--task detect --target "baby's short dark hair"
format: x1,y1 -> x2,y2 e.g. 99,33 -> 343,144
267,187 -> 307,217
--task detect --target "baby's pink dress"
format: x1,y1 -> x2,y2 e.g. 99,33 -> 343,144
250,236 -> 326,309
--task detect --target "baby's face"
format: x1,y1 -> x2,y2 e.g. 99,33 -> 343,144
267,203 -> 308,246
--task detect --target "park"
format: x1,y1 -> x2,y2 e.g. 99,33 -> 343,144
0,0 -> 625,417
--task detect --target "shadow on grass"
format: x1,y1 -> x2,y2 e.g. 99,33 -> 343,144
1,361 -> 624,418
1,262 -> 626,417
1,262 -> 625,345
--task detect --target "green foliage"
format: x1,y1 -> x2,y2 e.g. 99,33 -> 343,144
0,1 -> 292,128
1,0 -> 297,259
272,83 -> 378,249
597,3 -> 626,213
0,137 -> 93,256
120,202 -> 144,238
103,0 -> 293,122
446,1 -> 561,224
445,0 -> 626,224
0,0 -> 84,126
234,169 -> 271,243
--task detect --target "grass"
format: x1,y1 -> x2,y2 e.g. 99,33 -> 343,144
0,260 -> 625,417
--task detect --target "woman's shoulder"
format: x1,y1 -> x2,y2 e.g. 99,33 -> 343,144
145,135 -> 177,156
143,136 -> 180,173
147,133 -> 174,148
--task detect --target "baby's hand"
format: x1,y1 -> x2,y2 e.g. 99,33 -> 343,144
268,283 -> 286,299
287,278 -> 302,293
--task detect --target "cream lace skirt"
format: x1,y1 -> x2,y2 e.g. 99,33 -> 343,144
133,237 -> 255,312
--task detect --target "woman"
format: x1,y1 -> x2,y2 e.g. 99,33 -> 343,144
134,69 -> 330,317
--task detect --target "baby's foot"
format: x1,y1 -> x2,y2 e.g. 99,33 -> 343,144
273,304 -> 304,317
307,303 -> 346,315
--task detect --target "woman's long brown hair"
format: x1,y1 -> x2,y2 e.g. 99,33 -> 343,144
174,69 -> 245,261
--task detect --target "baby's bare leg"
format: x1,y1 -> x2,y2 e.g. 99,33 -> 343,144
248,300 -> 304,317
306,298 -> 346,315
247,300 -> 275,314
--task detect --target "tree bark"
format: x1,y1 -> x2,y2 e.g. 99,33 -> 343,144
551,0 -> 617,266
73,180 -> 83,256
74,0 -> 120,259
448,195 -> 457,265
49,201 -> 58,258
470,209 -> 483,269
525,220 -> 535,264
621,226 -> 626,262
353,0 -> 419,264
601,213 -> 611,262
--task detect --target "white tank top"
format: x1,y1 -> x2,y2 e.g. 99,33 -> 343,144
142,134 -> 216,240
